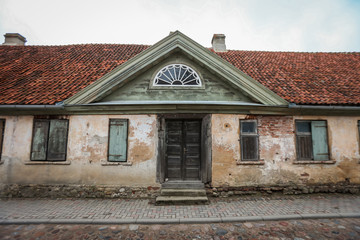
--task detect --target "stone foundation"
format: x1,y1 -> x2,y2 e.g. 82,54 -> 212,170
0,184 -> 160,199
1,183 -> 359,199
206,183 -> 360,197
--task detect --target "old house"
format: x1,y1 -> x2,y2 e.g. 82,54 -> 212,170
0,32 -> 359,202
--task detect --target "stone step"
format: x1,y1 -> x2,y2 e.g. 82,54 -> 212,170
155,196 -> 209,205
160,188 -> 207,197
161,181 -> 204,189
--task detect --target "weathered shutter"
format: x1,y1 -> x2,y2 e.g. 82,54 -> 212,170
240,121 -> 259,161
0,119 -> 5,158
311,121 -> 329,161
241,135 -> 258,160
31,120 -> 49,161
47,120 -> 69,161
296,135 -> 313,160
108,119 -> 128,162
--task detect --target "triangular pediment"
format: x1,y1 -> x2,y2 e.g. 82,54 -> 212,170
99,51 -> 256,104
64,31 -> 287,106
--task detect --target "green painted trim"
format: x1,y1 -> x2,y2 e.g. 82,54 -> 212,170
1,104 -> 359,116
64,31 -> 288,106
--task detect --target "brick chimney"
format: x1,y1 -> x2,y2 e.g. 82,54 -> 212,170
3,33 -> 27,46
211,34 -> 226,52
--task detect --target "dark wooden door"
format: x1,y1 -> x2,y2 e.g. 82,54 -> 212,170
165,120 -> 201,181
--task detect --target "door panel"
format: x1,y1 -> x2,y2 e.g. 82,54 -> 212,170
165,120 -> 201,181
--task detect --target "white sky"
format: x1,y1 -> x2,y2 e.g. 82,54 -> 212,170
0,0 -> 359,52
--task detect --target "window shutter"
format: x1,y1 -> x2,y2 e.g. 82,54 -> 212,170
108,119 -> 128,162
241,135 -> 258,160
240,120 -> 259,161
31,120 -> 49,161
47,120 -> 69,161
311,121 -> 329,161
296,135 -> 313,160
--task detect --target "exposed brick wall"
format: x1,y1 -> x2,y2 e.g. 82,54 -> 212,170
257,115 -> 294,138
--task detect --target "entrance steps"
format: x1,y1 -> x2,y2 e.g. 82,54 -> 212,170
156,181 -> 209,205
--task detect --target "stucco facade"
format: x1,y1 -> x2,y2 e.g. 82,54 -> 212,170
0,115 -> 159,187
1,114 -> 359,197
211,114 -> 360,188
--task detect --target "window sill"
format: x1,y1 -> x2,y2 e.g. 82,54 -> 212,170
101,161 -> 132,166
24,161 -> 71,165
293,160 -> 336,164
237,160 -> 265,165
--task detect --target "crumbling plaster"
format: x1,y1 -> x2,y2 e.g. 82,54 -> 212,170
211,114 -> 360,187
0,115 -> 159,187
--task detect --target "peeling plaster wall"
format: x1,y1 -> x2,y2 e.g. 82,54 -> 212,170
211,114 -> 360,187
0,115 -> 159,187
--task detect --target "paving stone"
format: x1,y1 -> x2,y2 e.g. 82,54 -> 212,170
129,224 -> 139,231
243,222 -> 253,228
215,228 -> 228,236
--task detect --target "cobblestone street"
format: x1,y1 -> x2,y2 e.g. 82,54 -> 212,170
0,194 -> 360,239
1,218 -> 360,239
1,194 -> 360,224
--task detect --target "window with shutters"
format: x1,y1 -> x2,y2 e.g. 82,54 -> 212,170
0,119 -> 5,162
108,119 -> 128,162
31,119 -> 69,161
240,120 -> 259,161
295,120 -> 329,161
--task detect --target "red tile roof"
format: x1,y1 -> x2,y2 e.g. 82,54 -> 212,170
0,44 -> 149,105
217,50 -> 360,105
0,44 -> 359,105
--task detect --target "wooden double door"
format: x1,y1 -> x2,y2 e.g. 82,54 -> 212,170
165,120 -> 201,181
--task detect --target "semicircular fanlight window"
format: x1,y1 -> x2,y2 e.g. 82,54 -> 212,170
153,64 -> 202,86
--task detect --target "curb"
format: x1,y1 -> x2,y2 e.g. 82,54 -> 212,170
1,213 -> 359,225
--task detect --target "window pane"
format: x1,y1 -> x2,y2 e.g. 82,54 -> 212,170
31,120 -> 49,161
296,121 -> 311,133
241,122 -> 256,133
47,120 -> 69,161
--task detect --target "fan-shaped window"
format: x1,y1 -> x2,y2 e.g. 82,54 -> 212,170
153,64 -> 202,87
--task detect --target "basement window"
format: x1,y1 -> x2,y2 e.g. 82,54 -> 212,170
240,120 -> 259,161
108,119 -> 128,162
153,64 -> 202,87
31,118 -> 69,161
295,120 -> 329,161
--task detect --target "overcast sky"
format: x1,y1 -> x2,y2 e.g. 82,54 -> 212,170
0,0 -> 359,52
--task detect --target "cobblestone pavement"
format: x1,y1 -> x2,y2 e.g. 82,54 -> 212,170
1,218 -> 360,239
0,194 -> 359,223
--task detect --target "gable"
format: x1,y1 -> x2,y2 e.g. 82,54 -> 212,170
64,31 -> 287,106
100,51 -> 256,104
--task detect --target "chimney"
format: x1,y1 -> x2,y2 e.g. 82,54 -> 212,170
211,34 -> 226,52
3,33 -> 27,46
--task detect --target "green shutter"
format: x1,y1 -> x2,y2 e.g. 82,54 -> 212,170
47,120 -> 69,161
108,119 -> 128,162
311,121 -> 329,161
31,120 -> 49,161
